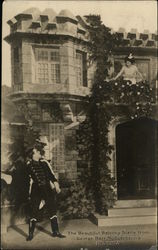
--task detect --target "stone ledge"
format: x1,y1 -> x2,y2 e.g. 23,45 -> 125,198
108,207 -> 157,217
114,199 -> 157,208
90,213 -> 157,227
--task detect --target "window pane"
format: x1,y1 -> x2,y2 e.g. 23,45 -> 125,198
37,63 -> 49,83
35,48 -> 61,84
76,67 -> 82,85
49,124 -> 65,170
37,50 -> 48,61
76,52 -> 83,85
50,51 -> 60,62
51,64 -> 60,83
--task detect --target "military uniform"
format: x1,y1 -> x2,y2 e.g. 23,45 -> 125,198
26,159 -> 65,240
27,159 -> 57,219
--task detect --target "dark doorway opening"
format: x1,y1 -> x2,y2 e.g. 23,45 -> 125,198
116,118 -> 157,199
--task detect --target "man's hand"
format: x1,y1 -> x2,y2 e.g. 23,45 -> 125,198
54,181 -> 61,194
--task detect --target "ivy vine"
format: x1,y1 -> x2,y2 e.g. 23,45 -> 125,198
76,15 -> 156,215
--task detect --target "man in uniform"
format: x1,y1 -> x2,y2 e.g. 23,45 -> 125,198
26,145 -> 65,241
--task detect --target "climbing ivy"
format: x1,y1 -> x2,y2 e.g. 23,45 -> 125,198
76,15 -> 156,215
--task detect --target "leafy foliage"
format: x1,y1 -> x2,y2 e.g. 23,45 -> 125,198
86,15 -> 122,82
3,15 -> 156,220
77,80 -> 155,214
59,181 -> 95,219
76,15 -> 156,215
90,79 -> 156,119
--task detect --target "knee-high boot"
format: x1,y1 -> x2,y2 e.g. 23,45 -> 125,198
50,216 -> 66,238
26,219 -> 36,241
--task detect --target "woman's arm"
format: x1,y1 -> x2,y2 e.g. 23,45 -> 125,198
136,67 -> 144,80
113,66 -> 124,80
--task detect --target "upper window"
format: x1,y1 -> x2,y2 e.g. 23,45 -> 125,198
76,52 -> 83,85
35,48 -> 60,84
76,51 -> 87,87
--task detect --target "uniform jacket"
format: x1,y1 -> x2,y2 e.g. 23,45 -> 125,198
27,159 -> 58,191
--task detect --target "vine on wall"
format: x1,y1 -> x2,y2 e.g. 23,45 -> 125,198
3,15 -> 156,219
60,15 -> 156,217
77,16 -> 156,215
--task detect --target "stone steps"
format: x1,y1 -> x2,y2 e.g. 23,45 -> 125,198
114,199 -> 156,208
90,199 -> 157,227
90,213 -> 157,227
108,207 -> 157,217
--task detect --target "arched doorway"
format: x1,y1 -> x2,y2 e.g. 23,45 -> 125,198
116,117 -> 157,199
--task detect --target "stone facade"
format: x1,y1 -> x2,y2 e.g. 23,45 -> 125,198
4,7 -> 158,187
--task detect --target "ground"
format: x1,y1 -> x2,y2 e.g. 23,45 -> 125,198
1,219 -> 157,250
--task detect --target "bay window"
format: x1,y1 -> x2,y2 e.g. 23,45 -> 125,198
35,48 -> 60,84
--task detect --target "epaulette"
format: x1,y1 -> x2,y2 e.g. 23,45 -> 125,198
40,159 -> 57,178
40,159 -> 49,164
40,159 -> 55,167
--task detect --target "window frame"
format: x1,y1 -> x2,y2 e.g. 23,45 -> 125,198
34,47 -> 61,84
76,51 -> 83,86
49,123 -> 65,170
76,50 -> 87,87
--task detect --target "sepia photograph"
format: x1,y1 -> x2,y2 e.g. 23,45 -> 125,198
1,1 -> 157,249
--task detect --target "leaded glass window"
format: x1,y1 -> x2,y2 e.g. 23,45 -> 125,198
76,52 -> 83,86
35,48 -> 60,84
76,51 -> 87,87
49,124 -> 65,170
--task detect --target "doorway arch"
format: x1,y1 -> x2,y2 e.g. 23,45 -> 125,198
116,117 -> 157,199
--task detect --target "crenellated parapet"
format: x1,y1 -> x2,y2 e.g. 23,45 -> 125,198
6,8 -> 89,42
6,8 -> 157,49
116,27 -> 157,48
4,8 -> 157,92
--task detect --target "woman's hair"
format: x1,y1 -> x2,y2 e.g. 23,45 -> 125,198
124,53 -> 135,64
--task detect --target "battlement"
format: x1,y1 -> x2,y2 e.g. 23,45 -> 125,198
6,8 -> 157,48
4,8 -> 157,93
6,8 -> 89,41
116,27 -> 157,48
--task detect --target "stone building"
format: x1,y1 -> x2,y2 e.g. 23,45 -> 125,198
3,8 -> 158,227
